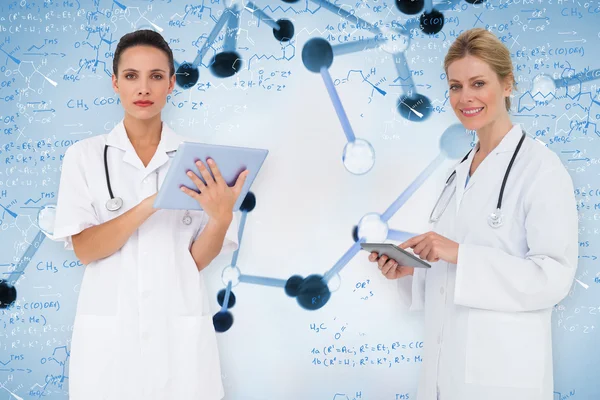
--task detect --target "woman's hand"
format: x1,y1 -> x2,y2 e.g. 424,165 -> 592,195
181,159 -> 248,224
400,232 -> 459,264
368,252 -> 414,280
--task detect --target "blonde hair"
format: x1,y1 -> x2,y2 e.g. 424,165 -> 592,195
443,28 -> 517,112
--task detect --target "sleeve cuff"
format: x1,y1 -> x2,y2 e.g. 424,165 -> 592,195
221,213 -> 240,254
408,268 -> 426,312
51,223 -> 95,251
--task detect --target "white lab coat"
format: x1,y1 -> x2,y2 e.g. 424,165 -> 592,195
405,124 -> 578,400
52,120 -> 239,400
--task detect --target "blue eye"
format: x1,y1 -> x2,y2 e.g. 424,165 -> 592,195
474,81 -> 485,87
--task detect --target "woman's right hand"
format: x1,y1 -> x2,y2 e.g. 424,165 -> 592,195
368,252 -> 414,280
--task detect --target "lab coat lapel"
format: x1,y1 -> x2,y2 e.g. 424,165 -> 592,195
454,145 -> 477,215
145,123 -> 181,175
106,120 -> 183,175
105,121 -> 145,170
453,124 -> 524,216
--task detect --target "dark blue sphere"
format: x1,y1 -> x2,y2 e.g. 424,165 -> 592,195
175,63 -> 200,89
397,93 -> 432,121
296,275 -> 331,310
419,9 -> 444,35
395,0 -> 425,14
274,19 -> 295,42
285,275 -> 304,297
210,51 -> 243,78
0,280 -> 16,309
213,311 -> 234,332
240,192 -> 256,212
302,38 -> 333,73
217,289 -> 236,309
352,225 -> 359,242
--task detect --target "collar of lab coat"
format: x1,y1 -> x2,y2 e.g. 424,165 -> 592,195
453,123 -> 523,212
105,119 -> 181,173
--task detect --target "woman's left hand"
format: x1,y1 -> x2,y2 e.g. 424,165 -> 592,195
400,231 -> 459,264
181,159 -> 248,224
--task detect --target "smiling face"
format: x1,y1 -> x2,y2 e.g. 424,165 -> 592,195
447,54 -> 512,131
111,45 -> 175,121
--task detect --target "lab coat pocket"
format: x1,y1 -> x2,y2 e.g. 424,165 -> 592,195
465,309 -> 545,389
69,315 -> 117,399
169,315 -> 224,399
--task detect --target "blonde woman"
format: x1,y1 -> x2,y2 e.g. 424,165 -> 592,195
369,28 -> 578,400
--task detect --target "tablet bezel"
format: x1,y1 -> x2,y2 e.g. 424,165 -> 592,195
360,242 -> 431,269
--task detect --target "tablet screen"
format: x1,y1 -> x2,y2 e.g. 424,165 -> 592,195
154,142 -> 268,211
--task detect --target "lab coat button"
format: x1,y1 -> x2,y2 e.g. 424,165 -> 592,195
440,287 -> 445,295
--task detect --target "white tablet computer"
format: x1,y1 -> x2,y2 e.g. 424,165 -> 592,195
360,242 -> 431,268
154,142 -> 268,211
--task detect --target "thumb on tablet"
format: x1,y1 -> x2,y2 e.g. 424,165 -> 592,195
233,170 -> 249,196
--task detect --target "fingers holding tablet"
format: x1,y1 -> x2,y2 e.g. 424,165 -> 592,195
367,251 -> 414,280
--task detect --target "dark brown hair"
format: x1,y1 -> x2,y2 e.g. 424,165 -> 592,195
113,29 -> 175,77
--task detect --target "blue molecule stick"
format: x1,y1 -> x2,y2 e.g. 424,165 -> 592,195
231,211 -> 248,268
192,11 -> 232,69
223,6 -> 240,53
381,153 -> 445,222
332,38 -> 385,57
320,66 -> 357,143
6,230 -> 46,286
424,0 -> 434,13
386,229 -> 417,242
307,0 -> 381,35
238,274 -> 287,288
220,280 -> 233,313
554,68 -> 600,88
244,1 -> 281,31
323,241 -> 364,282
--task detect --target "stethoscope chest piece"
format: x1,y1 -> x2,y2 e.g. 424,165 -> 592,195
182,211 -> 192,225
106,197 -> 123,212
488,208 -> 504,228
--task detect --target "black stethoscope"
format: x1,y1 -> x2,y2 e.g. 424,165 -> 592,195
103,145 -> 192,225
429,130 -> 526,228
